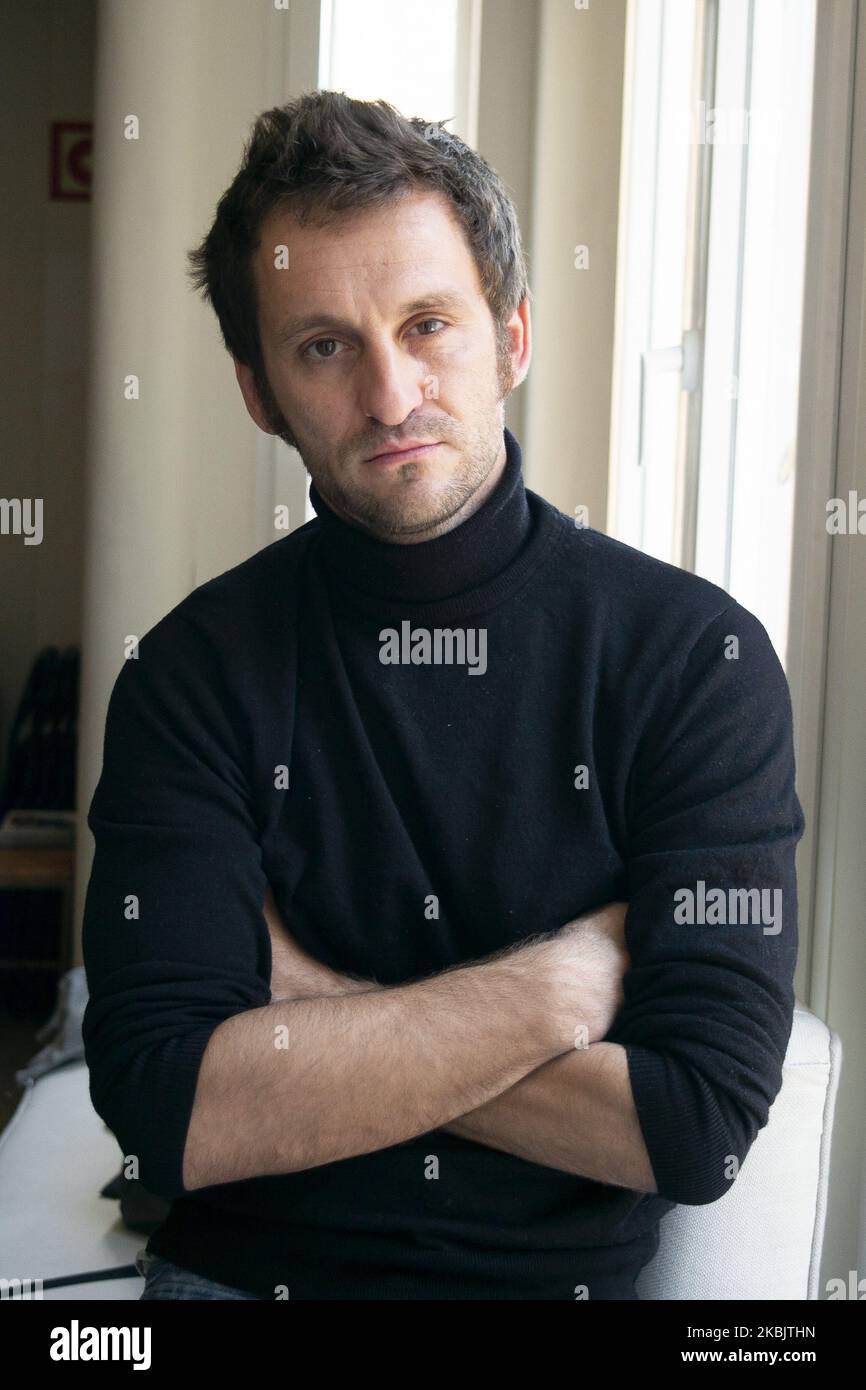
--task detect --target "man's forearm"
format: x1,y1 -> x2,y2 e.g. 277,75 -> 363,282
441,1042 -> 657,1193
183,942 -> 573,1191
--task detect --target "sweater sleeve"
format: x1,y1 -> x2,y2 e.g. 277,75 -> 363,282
81,608 -> 272,1201
610,600 -> 805,1206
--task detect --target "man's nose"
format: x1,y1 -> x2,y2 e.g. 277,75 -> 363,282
356,337 -> 429,426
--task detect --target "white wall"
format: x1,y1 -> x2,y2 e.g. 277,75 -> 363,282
475,0 -> 541,452
522,0 -> 628,522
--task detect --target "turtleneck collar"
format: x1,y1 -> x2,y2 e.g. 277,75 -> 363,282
307,426 -> 559,622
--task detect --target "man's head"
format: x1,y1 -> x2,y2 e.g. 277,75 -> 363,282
187,91 -> 532,542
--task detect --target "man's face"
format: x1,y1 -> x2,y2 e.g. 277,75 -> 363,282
235,189 -> 530,542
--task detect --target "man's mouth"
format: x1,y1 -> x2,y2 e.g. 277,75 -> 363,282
364,442 -> 442,465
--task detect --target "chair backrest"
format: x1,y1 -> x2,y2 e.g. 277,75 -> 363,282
636,1003 -> 841,1300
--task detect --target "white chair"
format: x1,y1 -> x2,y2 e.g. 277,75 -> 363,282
0,1061 -> 144,1298
637,1003 -> 842,1299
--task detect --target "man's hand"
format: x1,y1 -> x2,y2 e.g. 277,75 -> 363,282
439,902 -> 649,1187
263,886 -> 377,1001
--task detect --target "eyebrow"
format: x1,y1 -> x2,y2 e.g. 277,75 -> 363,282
273,291 -> 472,347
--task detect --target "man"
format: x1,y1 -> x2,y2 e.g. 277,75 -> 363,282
82,91 -> 805,1301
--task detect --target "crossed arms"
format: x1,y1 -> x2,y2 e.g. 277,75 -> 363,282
182,895 -> 657,1194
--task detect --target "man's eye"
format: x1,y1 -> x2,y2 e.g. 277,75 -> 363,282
303,338 -> 344,361
302,321 -> 445,361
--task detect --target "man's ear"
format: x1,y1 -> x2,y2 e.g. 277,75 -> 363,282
233,357 -> 277,435
509,296 -> 532,390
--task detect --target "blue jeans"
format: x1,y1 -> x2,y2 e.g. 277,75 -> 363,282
136,1248 -> 261,1300
135,1246 -> 646,1300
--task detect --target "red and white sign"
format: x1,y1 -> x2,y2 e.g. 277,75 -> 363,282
50,121 -> 93,201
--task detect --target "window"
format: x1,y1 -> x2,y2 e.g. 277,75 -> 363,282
608,0 -> 817,667
321,0 -> 462,124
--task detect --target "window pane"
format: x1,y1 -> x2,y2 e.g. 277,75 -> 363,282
695,0 -> 816,665
325,0 -> 459,119
728,0 -> 815,663
609,0 -> 699,566
612,0 -> 817,670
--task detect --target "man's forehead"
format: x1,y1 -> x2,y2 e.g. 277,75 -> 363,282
255,190 -> 470,274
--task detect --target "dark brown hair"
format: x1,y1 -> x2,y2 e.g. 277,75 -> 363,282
186,90 -> 530,387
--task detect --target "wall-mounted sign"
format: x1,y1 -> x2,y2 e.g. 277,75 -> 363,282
50,121 -> 93,201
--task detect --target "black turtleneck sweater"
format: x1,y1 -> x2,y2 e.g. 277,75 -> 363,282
82,427 -> 804,1300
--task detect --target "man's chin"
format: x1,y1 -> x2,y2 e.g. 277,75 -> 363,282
335,484 -> 468,540
347,505 -> 449,541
